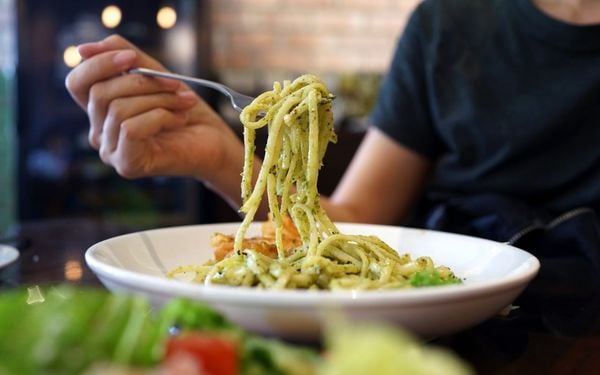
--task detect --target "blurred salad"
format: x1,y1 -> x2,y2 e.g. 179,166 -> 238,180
0,286 -> 472,375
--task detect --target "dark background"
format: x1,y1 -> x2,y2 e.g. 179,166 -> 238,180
10,0 -> 365,230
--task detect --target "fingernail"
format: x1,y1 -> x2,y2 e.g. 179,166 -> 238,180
113,50 -> 136,65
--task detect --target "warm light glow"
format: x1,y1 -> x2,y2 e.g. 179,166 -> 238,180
64,260 -> 83,281
63,45 -> 82,67
157,6 -> 177,29
102,5 -> 122,29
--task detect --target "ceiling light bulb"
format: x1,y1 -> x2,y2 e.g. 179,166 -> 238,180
63,45 -> 82,67
102,5 -> 122,29
157,6 -> 177,29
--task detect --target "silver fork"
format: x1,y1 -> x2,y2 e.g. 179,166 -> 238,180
129,68 -> 255,112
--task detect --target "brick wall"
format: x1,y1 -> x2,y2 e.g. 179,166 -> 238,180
204,0 -> 421,221
209,0 -> 421,91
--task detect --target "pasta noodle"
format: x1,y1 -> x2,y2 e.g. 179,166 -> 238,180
168,75 -> 460,290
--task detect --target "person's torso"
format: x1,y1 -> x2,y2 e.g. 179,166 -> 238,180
421,0 -> 600,212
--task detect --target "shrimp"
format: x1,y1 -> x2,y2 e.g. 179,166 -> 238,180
211,215 -> 301,261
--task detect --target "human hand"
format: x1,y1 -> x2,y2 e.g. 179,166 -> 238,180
65,35 -> 244,185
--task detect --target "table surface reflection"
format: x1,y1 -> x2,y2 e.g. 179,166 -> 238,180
1,217 -> 598,374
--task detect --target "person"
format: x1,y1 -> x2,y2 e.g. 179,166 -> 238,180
66,0 -> 599,332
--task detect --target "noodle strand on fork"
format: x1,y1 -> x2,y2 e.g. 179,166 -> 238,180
168,75 -> 460,290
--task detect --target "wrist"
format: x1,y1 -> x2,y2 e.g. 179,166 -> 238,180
198,130 -> 246,210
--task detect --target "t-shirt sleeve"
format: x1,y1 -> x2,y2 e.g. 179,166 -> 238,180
369,4 -> 441,160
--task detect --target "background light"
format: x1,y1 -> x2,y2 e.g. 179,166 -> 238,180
102,5 -> 122,29
157,6 -> 177,29
63,45 -> 82,67
64,260 -> 83,281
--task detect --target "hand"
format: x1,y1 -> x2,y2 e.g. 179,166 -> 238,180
65,35 -> 243,185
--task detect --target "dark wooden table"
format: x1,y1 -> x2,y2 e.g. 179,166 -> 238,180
1,217 -> 599,374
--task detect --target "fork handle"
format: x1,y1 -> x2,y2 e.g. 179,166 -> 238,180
128,68 -> 255,112
129,68 -> 229,96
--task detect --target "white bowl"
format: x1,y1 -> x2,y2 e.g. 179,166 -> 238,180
85,223 -> 539,340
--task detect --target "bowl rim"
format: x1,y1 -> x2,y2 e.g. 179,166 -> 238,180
85,223 -> 540,308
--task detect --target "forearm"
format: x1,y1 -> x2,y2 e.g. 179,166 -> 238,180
202,127 -> 430,226
200,137 -> 356,223
321,128 -> 432,225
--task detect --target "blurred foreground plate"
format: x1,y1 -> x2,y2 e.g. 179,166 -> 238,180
86,223 -> 539,340
0,244 -> 19,269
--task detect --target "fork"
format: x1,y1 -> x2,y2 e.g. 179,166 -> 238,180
129,68 -> 255,112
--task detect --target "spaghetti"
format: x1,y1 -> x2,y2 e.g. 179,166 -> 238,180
168,75 -> 460,290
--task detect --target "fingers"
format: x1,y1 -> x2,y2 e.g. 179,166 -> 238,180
66,49 -> 137,109
104,108 -> 190,178
123,108 -> 187,140
87,73 -> 184,149
66,34 -> 220,180
77,34 -> 138,59
66,35 -> 167,110
78,34 -> 166,71
99,90 -> 198,154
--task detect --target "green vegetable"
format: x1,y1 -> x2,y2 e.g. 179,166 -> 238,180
409,270 -> 462,287
146,297 -> 236,363
0,286 -> 317,375
242,336 -> 319,375
0,285 -> 471,375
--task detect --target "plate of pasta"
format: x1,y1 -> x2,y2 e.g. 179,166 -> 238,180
86,221 -> 539,340
87,74 -> 538,340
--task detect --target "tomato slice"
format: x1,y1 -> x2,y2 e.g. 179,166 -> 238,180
165,333 -> 239,375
